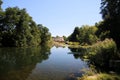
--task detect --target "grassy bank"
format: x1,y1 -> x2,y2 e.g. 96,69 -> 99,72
68,38 -> 120,80
52,41 -> 66,47
78,73 -> 120,80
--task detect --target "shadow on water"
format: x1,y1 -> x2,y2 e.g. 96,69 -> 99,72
68,47 -> 120,74
68,47 -> 86,61
0,46 -> 89,80
0,46 -> 51,80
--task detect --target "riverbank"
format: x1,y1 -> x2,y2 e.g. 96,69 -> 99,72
66,39 -> 120,80
52,41 -> 88,48
78,73 -> 120,80
52,41 -> 66,47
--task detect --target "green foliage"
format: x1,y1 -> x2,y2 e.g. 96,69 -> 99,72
68,25 -> 98,45
67,42 -> 80,45
69,39 -> 118,67
0,0 -> 2,11
101,0 -> 120,20
78,73 -> 120,80
100,0 -> 120,47
0,46 -> 51,80
97,73 -> 120,80
82,39 -> 117,67
38,24 -> 52,45
95,21 -> 110,40
68,27 -> 80,42
0,7 -> 39,47
0,1 -> 51,47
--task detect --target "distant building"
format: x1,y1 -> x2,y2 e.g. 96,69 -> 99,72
52,36 -> 64,42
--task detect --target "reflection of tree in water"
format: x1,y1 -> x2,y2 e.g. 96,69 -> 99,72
0,46 -> 51,80
68,47 -> 120,73
68,47 -> 85,60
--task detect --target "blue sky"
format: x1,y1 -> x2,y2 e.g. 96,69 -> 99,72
2,0 -> 102,37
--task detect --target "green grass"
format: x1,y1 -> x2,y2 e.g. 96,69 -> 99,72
67,41 -> 80,45
68,39 -> 120,80
78,73 -> 120,80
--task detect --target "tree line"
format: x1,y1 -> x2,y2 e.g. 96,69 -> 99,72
68,0 -> 120,48
0,0 -> 51,47
68,25 -> 98,45
68,0 -> 120,74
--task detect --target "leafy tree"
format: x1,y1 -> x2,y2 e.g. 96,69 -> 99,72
68,27 -> 80,42
0,7 -> 36,46
68,25 -> 98,45
0,0 -> 2,11
95,21 -> 110,40
80,25 -> 98,45
100,0 -> 120,47
0,1 -> 51,47
38,24 -> 51,44
13,8 -> 41,46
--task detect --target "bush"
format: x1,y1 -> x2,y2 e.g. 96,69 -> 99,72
78,73 -> 120,80
85,38 -> 117,67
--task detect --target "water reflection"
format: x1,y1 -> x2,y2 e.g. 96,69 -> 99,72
0,46 -> 51,80
26,47 -> 88,80
0,46 -> 89,80
68,47 -> 120,73
68,47 -> 86,61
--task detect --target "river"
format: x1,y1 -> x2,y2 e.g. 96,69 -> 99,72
0,46 -> 88,80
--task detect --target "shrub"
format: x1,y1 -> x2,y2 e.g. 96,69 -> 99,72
85,38 -> 117,67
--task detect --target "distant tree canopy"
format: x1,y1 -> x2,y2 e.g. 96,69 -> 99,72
0,1 -> 51,47
68,25 -> 98,45
38,24 -> 51,44
68,27 -> 80,42
99,0 -> 120,46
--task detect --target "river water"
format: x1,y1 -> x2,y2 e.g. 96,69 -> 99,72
0,46 -> 88,80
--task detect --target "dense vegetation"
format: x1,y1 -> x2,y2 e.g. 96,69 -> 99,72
68,0 -> 120,48
0,45 -> 51,80
97,0 -> 120,47
68,25 -> 98,45
68,0 -> 120,79
0,0 -> 51,47
79,73 -> 120,80
0,0 -> 120,79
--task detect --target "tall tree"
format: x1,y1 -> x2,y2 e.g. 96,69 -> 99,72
100,0 -> 120,46
0,0 -> 2,11
0,0 -> 4,46
0,7 -> 50,47
68,27 -> 80,42
0,1 -> 51,47
38,24 -> 51,44
68,25 -> 98,45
